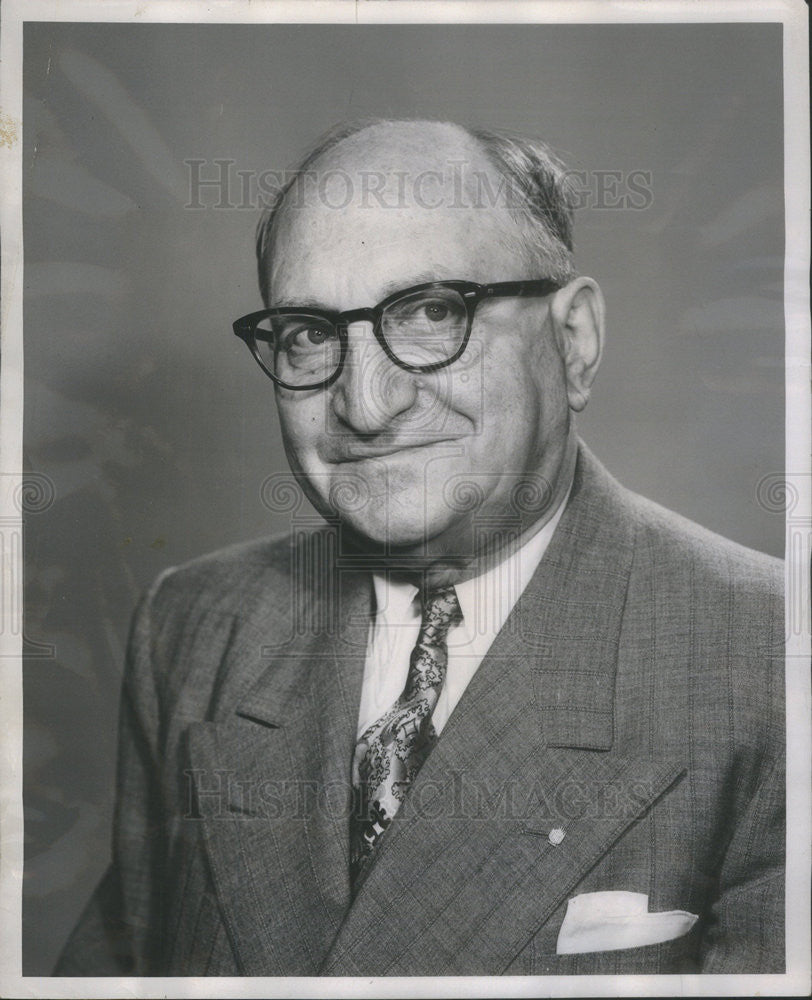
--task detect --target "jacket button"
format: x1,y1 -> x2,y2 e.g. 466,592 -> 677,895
548,827 -> 565,846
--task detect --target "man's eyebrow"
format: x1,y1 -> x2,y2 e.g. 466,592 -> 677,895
271,296 -> 328,309
271,271 -> 454,311
376,270 -> 451,298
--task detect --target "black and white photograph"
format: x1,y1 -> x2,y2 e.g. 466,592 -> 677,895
0,0 -> 809,996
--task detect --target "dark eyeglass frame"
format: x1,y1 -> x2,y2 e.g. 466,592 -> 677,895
232,278 -> 561,390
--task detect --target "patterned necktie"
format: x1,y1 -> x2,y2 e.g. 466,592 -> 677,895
349,585 -> 462,891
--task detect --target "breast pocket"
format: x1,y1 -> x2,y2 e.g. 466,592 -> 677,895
543,921 -> 702,974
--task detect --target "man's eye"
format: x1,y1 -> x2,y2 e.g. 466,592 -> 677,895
422,301 -> 450,322
286,325 -> 336,350
390,297 -> 459,325
303,327 -> 330,345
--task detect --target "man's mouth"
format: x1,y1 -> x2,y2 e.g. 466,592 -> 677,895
330,438 -> 458,462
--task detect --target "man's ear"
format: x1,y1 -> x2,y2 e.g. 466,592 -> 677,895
548,277 -> 605,412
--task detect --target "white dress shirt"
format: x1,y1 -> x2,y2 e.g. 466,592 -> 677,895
356,495 -> 569,737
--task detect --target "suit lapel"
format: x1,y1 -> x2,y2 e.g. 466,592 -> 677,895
322,447 -> 687,975
322,746 -> 685,976
186,556 -> 372,975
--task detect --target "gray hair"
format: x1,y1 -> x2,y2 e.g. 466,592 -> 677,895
255,118 -> 576,304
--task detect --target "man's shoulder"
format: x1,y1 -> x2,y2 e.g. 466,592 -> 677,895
142,528 -> 329,621
577,445 -> 782,596
129,529 -> 337,704
163,530 -> 299,581
620,489 -> 783,673
625,487 -> 782,589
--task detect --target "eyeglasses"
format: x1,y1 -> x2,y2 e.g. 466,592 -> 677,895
232,278 -> 560,390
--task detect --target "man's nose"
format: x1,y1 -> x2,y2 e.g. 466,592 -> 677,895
330,322 -> 418,434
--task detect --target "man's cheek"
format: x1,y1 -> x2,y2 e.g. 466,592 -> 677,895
278,414 -> 324,463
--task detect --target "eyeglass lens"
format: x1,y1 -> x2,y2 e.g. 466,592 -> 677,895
252,286 -> 470,386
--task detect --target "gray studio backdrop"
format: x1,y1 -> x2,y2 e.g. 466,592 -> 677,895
22,21 -> 784,973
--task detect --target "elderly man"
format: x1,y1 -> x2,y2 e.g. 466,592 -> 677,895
57,119 -> 784,977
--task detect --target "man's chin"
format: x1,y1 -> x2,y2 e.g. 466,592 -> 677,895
332,511 -> 476,563
336,520 -> 433,553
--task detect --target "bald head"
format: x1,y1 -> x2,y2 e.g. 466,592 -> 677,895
313,119 -> 474,174
256,118 -> 575,305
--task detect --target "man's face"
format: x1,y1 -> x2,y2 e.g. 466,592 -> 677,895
268,127 -> 575,564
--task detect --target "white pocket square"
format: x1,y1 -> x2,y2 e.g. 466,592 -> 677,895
556,891 -> 699,955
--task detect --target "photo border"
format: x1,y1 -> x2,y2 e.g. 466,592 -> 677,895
1,1 -> 809,997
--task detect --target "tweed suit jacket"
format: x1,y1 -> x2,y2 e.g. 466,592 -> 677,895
56,445 -> 785,976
